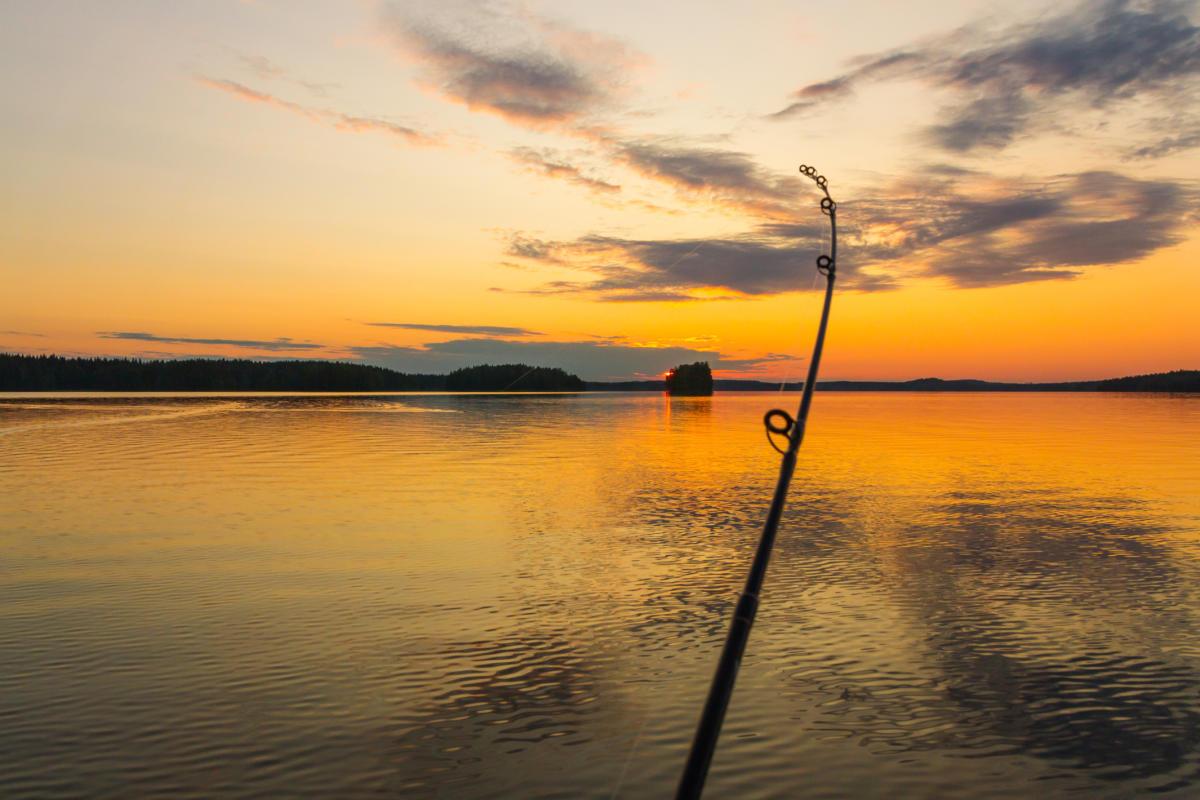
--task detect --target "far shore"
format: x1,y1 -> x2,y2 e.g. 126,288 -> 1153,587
2,354 -> 1196,393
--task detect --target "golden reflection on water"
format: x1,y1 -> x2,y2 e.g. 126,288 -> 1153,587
1,392 -> 1198,798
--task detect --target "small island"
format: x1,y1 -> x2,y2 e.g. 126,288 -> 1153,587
443,364 -> 584,391
665,361 -> 714,396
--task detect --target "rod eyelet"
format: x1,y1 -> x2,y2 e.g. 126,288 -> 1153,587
764,408 -> 794,435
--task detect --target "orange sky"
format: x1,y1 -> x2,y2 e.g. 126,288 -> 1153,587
1,0 -> 1197,381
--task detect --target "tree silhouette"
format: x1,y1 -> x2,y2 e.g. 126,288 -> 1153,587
665,362 -> 713,396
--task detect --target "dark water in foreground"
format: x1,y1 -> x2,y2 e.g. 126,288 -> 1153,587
1,392 -> 1198,798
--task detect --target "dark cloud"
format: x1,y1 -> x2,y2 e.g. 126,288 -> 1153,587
769,53 -> 922,119
850,170 -> 1195,287
926,93 -> 1031,152
1129,124 -> 1200,159
381,1 -> 641,129
509,148 -> 620,193
615,139 -> 801,218
349,338 -> 759,381
0,330 -> 46,338
503,229 -> 893,300
97,332 -> 325,352
507,233 -> 564,262
505,170 -> 1194,294
366,322 -> 543,336
772,0 -> 1200,155
197,77 -> 438,146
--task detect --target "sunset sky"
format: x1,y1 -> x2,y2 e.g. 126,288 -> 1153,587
2,0 -> 1198,381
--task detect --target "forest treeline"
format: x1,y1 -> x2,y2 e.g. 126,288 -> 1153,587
0,354 -> 585,392
2,354 -> 1195,392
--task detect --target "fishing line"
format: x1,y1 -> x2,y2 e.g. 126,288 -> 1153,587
609,711 -> 650,799
777,259 -> 824,394
500,364 -> 540,391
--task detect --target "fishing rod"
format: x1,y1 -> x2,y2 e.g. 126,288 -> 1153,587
675,165 -> 837,799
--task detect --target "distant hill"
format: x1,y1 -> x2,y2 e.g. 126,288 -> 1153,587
1,354 -> 1195,393
588,370 -> 1200,393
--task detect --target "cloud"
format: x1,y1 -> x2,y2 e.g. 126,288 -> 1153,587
97,331 -> 325,352
768,53 -> 921,120
501,228 -> 892,301
614,139 -> 802,218
771,0 -> 1200,155
348,337 -> 770,381
366,322 -> 543,336
330,114 -> 432,143
197,77 -> 438,146
238,53 -> 285,79
236,52 -> 336,96
126,351 -> 317,362
199,76 -> 312,115
509,147 -> 620,193
503,169 -> 1194,295
0,330 -> 46,337
926,94 -> 1030,153
380,0 -> 644,130
381,3 -> 821,220
1129,122 -> 1200,159
845,170 -> 1195,287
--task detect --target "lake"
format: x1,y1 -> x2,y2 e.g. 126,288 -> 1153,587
2,392 -> 1198,798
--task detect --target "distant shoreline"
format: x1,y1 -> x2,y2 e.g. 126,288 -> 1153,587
2,354 -> 1196,393
593,373 -> 1200,392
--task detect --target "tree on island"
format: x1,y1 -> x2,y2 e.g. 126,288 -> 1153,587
665,362 -> 714,396
443,363 -> 584,391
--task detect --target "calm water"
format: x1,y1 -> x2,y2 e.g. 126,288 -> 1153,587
2,392 -> 1199,798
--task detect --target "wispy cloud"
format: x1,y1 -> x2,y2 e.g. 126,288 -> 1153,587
613,139 -> 802,219
98,331 -> 326,351
366,322 -> 543,336
771,0 -> 1200,156
236,52 -> 337,96
238,53 -> 284,79
1129,122 -> 1200,159
128,350 -> 317,362
197,77 -> 439,146
508,147 -> 620,193
768,53 -> 919,120
380,0 -> 644,131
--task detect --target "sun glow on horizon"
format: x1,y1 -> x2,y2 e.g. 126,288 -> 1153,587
1,0 -> 1196,381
